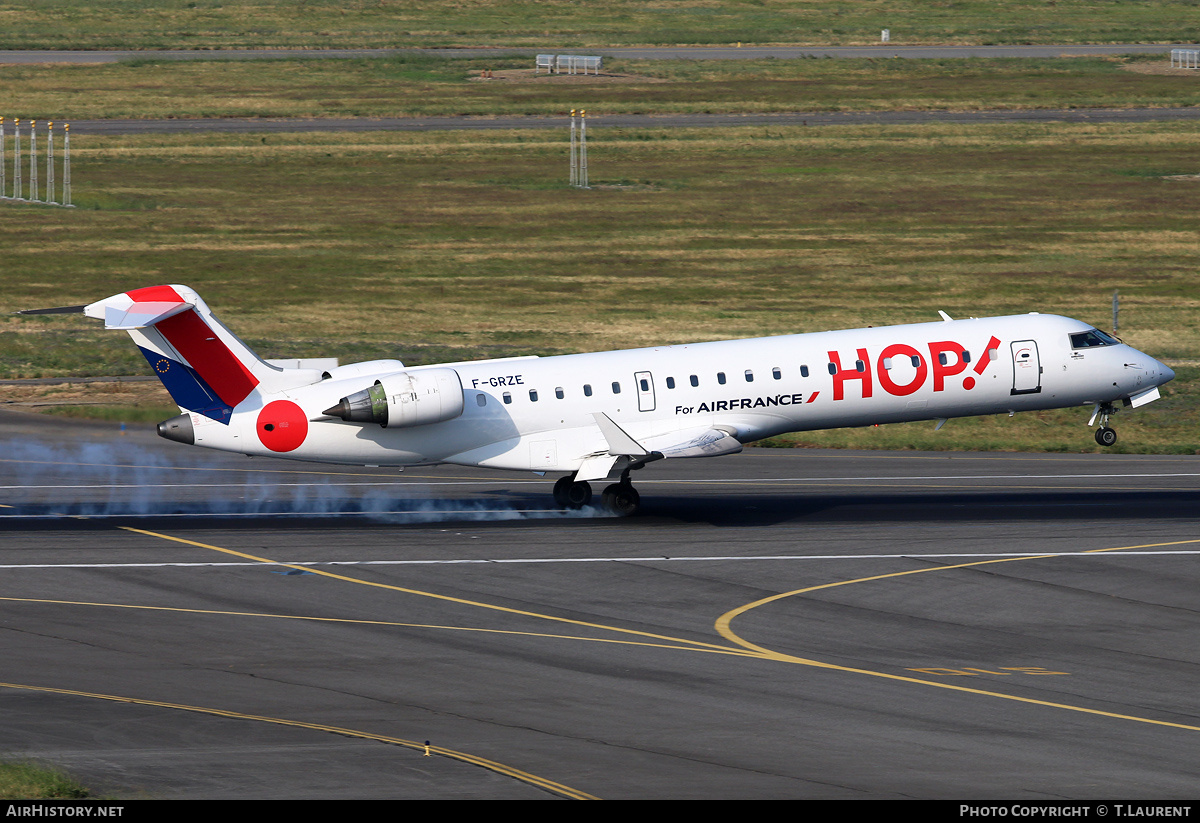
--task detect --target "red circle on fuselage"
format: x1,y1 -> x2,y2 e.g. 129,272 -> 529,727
257,400 -> 308,452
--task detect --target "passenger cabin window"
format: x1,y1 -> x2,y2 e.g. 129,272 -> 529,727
612,381 -> 621,394
1071,329 -> 1119,349
639,378 -> 650,392
529,389 -> 538,402
962,350 -> 971,363
583,384 -> 593,397
855,360 -> 866,373
476,393 -> 487,407
744,370 -> 754,382
800,365 -> 810,378
503,392 -> 512,404
690,375 -> 699,387
666,377 -> 676,389
887,356 -> 924,369
717,372 -> 727,385
771,367 -> 781,380
555,387 -> 564,400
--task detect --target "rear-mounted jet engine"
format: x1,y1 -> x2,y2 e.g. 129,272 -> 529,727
323,368 -> 464,428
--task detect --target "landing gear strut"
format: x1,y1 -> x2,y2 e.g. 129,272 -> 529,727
1089,402 -> 1118,448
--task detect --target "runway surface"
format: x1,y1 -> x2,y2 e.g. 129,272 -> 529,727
2,409 -> 1200,798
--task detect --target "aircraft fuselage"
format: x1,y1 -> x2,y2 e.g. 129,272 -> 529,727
188,312 -> 1172,472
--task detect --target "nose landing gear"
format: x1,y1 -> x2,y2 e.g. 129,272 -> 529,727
1089,402 -> 1118,447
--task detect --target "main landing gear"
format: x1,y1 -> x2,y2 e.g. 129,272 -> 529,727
1090,401 -> 1118,447
553,474 -> 592,508
553,471 -> 642,516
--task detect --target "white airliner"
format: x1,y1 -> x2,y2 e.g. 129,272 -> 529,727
26,284 -> 1176,515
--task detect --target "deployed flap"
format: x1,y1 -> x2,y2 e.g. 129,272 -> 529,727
575,454 -> 621,483
643,427 -> 743,459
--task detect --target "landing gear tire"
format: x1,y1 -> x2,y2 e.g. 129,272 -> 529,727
553,476 -> 592,509
1095,426 -> 1117,447
602,483 -> 641,517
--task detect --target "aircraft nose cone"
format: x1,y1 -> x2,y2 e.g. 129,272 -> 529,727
1160,361 -> 1176,383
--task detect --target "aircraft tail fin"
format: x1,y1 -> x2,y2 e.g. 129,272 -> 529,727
84,284 -> 321,424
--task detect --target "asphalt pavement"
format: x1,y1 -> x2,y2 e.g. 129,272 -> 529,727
3,410 -> 1200,798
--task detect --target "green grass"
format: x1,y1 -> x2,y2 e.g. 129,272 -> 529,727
1,121 -> 1198,452
38,405 -> 180,424
0,1 -> 1196,49
0,762 -> 90,799
1,55 -> 1197,121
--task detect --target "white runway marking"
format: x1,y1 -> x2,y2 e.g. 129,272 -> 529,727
2,549 -> 1199,570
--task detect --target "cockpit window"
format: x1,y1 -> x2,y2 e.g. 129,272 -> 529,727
1070,329 -> 1119,349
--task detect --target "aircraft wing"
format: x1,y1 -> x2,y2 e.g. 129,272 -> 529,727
576,413 -> 742,481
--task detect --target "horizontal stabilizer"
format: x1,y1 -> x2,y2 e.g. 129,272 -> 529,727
83,287 -> 192,330
15,305 -> 87,316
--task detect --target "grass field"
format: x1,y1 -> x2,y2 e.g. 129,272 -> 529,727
1,120 -> 1197,452
0,761 -> 90,799
0,1 -> 1197,49
1,54 -> 1198,121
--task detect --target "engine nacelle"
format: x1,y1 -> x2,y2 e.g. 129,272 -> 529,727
323,368 -> 464,429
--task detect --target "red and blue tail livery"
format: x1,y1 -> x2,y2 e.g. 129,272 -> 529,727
86,285 -> 261,423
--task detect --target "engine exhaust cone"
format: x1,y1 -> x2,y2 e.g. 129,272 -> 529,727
323,382 -> 389,426
323,401 -> 350,420
157,413 -> 195,445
